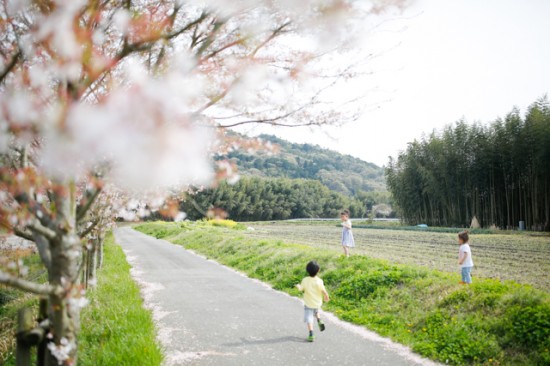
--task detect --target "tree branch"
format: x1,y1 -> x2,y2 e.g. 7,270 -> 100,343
28,221 -> 57,241
217,118 -> 325,129
14,228 -> 34,241
195,18 -> 226,58
215,104 -> 311,128
33,234 -> 52,271
76,188 -> 102,222
166,11 -> 208,41
201,37 -> 249,62
0,50 -> 21,85
117,12 -> 209,60
0,270 -> 56,296
14,193 -> 56,232
78,219 -> 99,238
250,22 -> 291,58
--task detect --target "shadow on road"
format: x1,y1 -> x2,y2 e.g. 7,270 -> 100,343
222,336 -> 306,347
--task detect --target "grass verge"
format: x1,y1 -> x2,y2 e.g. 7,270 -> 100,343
78,232 -> 163,366
135,221 -> 550,366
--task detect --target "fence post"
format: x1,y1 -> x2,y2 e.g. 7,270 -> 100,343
37,298 -> 48,366
16,308 -> 33,366
81,249 -> 88,288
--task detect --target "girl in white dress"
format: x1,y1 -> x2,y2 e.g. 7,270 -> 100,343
340,210 -> 355,257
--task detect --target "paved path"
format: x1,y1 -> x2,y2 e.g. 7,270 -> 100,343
114,227 -> 439,366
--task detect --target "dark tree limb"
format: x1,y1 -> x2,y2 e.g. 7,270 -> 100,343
0,50 -> 21,85
28,222 -> 56,241
78,219 -> 99,238
14,228 -> 34,241
0,270 -> 56,296
76,188 -> 102,222
250,21 -> 291,58
33,234 -> 52,271
14,193 -> 56,232
117,12 -> 209,60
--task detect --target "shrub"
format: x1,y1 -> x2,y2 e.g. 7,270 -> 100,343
495,303 -> 550,351
206,219 -> 246,230
335,269 -> 407,300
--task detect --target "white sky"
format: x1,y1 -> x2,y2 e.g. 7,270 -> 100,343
235,0 -> 550,167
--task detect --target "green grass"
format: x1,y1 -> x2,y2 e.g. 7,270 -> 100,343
0,295 -> 39,365
0,251 -> 46,365
241,221 -> 550,291
135,221 -> 550,366
78,232 -> 163,366
1,234 -> 162,366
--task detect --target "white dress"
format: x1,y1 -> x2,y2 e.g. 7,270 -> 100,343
341,220 -> 355,247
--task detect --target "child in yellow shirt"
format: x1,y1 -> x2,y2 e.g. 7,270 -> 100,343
296,260 -> 330,342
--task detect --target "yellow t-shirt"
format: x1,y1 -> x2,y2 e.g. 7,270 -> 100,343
300,276 -> 326,309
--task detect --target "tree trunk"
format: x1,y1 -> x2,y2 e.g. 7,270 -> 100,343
45,184 -> 82,366
97,234 -> 104,270
46,231 -> 82,366
87,238 -> 98,287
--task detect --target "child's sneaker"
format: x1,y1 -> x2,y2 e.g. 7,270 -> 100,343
307,334 -> 315,342
317,320 -> 326,332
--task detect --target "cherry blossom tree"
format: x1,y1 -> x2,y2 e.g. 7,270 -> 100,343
0,0 -> 403,364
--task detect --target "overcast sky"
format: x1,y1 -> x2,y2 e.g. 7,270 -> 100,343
235,0 -> 550,167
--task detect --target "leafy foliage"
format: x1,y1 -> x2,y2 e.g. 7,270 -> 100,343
136,222 -> 550,366
386,97 -> 550,230
178,176 -> 365,220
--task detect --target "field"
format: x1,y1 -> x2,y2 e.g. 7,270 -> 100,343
242,221 -> 550,292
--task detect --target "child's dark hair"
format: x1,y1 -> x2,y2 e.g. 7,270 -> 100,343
458,230 -> 469,243
306,260 -> 320,277
340,209 -> 350,216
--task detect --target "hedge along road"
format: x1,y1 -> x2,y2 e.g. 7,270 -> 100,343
114,227 -> 440,366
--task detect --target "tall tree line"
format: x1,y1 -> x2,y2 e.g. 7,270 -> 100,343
178,177 -> 364,221
386,98 -> 550,230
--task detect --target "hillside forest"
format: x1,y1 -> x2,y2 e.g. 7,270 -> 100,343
172,135 -> 392,221
386,97 -> 550,230
221,134 -> 386,195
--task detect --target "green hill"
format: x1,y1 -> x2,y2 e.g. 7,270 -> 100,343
223,134 -> 386,195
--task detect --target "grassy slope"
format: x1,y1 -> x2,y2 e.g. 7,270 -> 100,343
78,232 -> 163,366
135,221 -> 550,366
241,222 -> 550,292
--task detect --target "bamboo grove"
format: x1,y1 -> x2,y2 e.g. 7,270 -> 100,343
385,98 -> 550,230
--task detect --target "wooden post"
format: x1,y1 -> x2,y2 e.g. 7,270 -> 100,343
16,308 -> 33,366
97,235 -> 104,269
81,249 -> 88,288
37,298 -> 48,366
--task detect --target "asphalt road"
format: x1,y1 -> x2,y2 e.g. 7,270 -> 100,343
114,227 -> 439,366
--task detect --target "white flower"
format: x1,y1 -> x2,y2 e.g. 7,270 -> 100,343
112,9 -> 131,35
68,296 -> 89,310
47,337 -> 74,365
35,0 -> 87,61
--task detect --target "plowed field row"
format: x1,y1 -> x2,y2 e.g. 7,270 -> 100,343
243,222 -> 550,292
